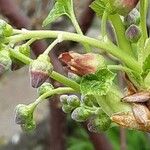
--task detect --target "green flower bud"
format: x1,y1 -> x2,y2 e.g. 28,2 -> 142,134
21,120 -> 36,132
81,95 -> 98,107
0,50 -> 12,75
11,45 -> 31,71
37,82 -> 54,96
60,95 -> 68,105
125,24 -> 141,43
71,107 -> 92,122
62,105 -> 73,113
0,19 -> 13,37
15,104 -> 34,125
67,95 -> 80,108
68,72 -> 81,83
29,54 -> 53,88
87,111 -> 111,133
124,8 -> 140,27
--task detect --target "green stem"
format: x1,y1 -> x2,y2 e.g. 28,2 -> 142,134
109,14 -> 133,56
44,39 -> 60,55
33,87 -> 77,107
140,0 -> 148,43
101,11 -> 108,37
25,38 -> 37,46
70,4 -> 91,52
108,65 -> 133,73
6,30 -> 141,73
9,49 -> 80,91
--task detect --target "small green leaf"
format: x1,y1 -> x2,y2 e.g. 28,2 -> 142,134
43,0 -> 73,26
80,69 -> 116,96
90,0 -> 113,16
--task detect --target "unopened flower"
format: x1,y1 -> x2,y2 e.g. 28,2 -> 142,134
111,0 -> 139,16
125,24 -> 141,43
29,54 -> 53,88
124,8 -> 140,27
67,95 -> 80,108
37,82 -> 54,96
87,111 -> 111,133
59,51 -> 106,76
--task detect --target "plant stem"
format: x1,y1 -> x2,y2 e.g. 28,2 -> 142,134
44,39 -> 60,55
109,14 -> 133,56
25,38 -> 37,46
70,4 -> 91,52
6,30 -> 141,73
9,48 -> 80,91
108,65 -> 133,73
101,11 -> 108,37
50,71 -> 80,92
140,0 -> 148,43
33,87 -> 77,107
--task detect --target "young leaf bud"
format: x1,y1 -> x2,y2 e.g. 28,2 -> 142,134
122,92 -> 150,103
29,54 -> 53,88
67,95 -> 80,108
37,82 -> 54,96
68,72 -> 81,83
60,95 -> 69,105
0,50 -> 12,76
15,104 -> 34,125
81,95 -> 98,107
62,105 -> 73,113
71,107 -> 92,122
125,24 -> 141,43
87,111 -> 111,133
59,51 -> 106,76
124,8 -> 140,27
132,103 -> 150,125
0,19 -> 13,37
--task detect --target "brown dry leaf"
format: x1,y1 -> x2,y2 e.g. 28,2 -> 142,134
111,112 -> 150,132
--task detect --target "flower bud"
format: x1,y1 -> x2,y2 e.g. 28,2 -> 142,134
0,19 -> 13,37
67,95 -> 80,108
125,24 -> 141,43
81,95 -> 98,107
11,45 -> 31,71
71,107 -> 92,122
29,54 -> 53,88
110,0 -> 139,16
0,50 -> 12,76
62,105 -> 73,113
21,120 -> 36,132
59,51 -> 106,76
15,104 -> 34,125
124,8 -> 140,27
87,111 -> 111,133
60,95 -> 68,105
37,82 -> 54,96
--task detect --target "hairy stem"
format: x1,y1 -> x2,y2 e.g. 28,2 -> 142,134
7,30 -> 141,73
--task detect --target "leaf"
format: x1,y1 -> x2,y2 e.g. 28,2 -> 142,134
80,69 -> 116,96
43,0 -> 73,26
90,0 -> 113,16
143,54 -> 150,75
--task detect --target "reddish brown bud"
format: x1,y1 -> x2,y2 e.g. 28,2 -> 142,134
146,101 -> 150,111
111,112 -> 150,132
132,103 -> 150,125
59,51 -> 106,76
122,92 -> 150,103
